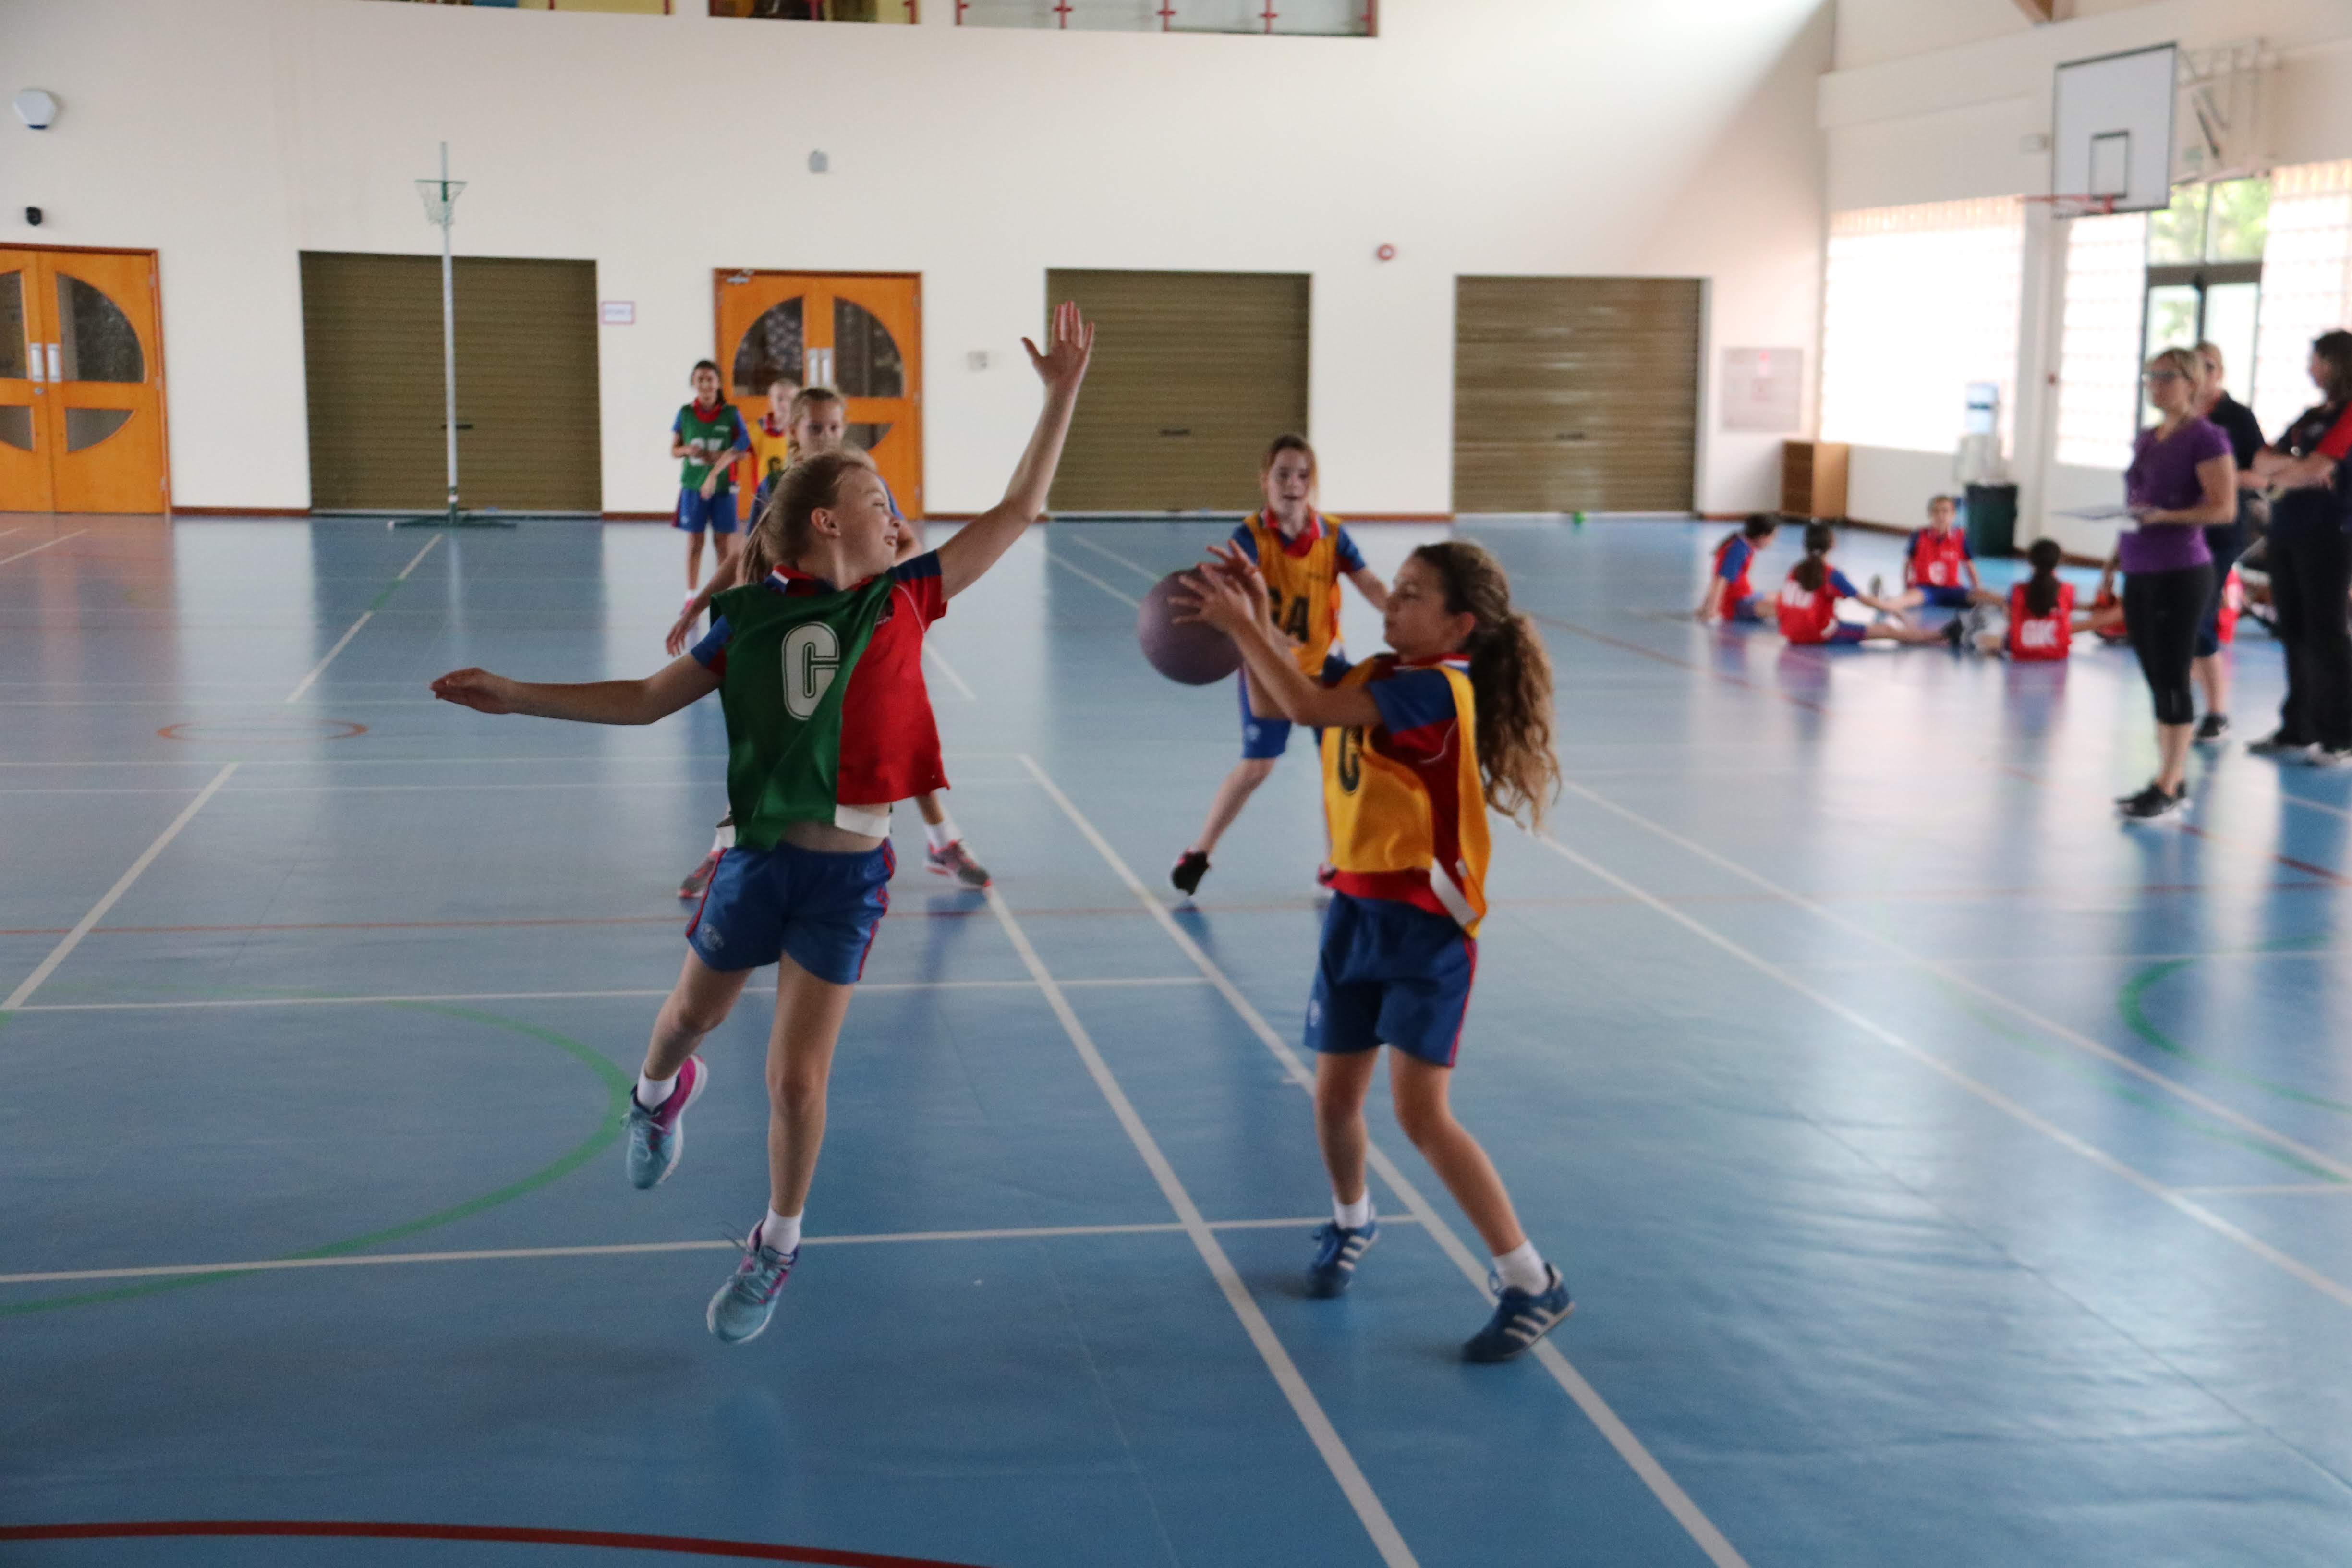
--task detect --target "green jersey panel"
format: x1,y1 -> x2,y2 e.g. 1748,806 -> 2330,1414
710,575 -> 893,849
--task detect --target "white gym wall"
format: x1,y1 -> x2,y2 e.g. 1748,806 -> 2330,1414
2,0 -> 1831,518
1823,0 -> 2352,553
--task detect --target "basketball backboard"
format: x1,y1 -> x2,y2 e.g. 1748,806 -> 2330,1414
2052,44 -> 2177,214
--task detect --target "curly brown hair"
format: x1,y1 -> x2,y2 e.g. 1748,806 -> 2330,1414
1407,539 -> 1559,828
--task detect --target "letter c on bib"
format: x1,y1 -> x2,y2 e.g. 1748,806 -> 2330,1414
782,623 -> 842,719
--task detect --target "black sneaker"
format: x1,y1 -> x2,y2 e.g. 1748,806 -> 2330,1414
1940,617 -> 1966,648
2247,731 -> 2313,758
2194,714 -> 2230,743
1171,850 -> 1210,898
2117,782 -> 2187,820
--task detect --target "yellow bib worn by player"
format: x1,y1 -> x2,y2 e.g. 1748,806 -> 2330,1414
1319,652 -> 1490,936
1237,510 -> 1367,675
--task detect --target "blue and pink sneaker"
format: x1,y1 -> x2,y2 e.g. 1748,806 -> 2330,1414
623,1056 -> 708,1190
707,1229 -> 799,1344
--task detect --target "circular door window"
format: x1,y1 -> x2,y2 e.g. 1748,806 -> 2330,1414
733,298 -> 805,400
55,271 -> 145,452
834,298 -> 903,452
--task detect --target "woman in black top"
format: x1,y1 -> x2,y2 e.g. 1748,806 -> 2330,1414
2191,342 -> 2265,741
2249,330 -> 2352,766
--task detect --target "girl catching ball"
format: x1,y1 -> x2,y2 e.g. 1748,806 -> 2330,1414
1176,536 -> 1572,1362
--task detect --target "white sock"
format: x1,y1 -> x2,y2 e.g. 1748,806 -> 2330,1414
757,1209 -> 802,1254
924,815 -> 957,853
635,1071 -> 675,1111
1493,1240 -> 1549,1295
1334,1193 -> 1372,1229
711,817 -> 734,854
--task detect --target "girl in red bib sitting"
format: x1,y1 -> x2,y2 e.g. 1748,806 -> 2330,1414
1777,523 -> 1954,648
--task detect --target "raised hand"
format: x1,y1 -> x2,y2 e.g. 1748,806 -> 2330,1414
1168,565 -> 1260,637
1201,540 -> 1272,626
430,668 -> 521,715
1023,300 -> 1095,398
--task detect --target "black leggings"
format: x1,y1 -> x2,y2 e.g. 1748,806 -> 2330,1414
2124,564 -> 2213,727
2269,520 -> 2352,749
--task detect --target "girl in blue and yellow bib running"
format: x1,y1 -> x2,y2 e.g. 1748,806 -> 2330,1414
1176,537 -> 1573,1363
1170,435 -> 1387,898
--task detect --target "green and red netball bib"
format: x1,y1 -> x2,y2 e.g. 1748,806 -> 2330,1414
700,555 -> 951,844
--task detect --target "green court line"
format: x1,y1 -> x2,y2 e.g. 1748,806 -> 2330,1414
1930,981 -> 2349,1183
0,999 -> 630,1316
1842,848 -> 2351,1184
2117,946 -> 2352,1122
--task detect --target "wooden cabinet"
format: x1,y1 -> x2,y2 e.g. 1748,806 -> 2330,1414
1781,440 -> 1848,520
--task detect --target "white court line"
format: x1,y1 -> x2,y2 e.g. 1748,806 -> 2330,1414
1015,754 -> 1749,1568
2,765 -> 239,1014
1066,533 -> 1165,582
1519,821 -> 2352,1313
283,536 -> 440,703
1556,779 -> 2352,1186
922,640 -> 977,700
2174,1184 -> 2352,1197
0,528 -> 88,569
0,528 -> 21,542
8,976 -> 1212,1014
1038,539 -> 1141,607
2276,789 -> 2352,824
0,750 -> 1026,769
0,1216 -> 1425,1288
982,883 -> 1418,1568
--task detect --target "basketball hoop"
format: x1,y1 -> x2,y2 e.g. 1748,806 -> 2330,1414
2025,192 -> 2121,220
413,177 -> 466,230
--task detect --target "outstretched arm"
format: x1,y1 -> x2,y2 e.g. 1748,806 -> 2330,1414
936,302 -> 1094,600
667,553 -> 748,656
432,654 -> 719,726
1694,577 -> 1728,622
1347,566 -> 1389,613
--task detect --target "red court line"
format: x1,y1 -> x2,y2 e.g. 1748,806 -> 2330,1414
0,883 -> 2317,942
1528,610 -> 1827,713
0,1521 -> 991,1565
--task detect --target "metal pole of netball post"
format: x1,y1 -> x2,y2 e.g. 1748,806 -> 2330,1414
397,143 -> 512,528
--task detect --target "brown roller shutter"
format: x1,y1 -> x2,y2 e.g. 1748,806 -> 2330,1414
1045,269 -> 1308,512
1453,276 -> 1701,514
301,253 -> 601,512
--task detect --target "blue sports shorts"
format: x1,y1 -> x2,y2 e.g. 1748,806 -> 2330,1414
1732,593 -> 1770,623
675,487 -> 740,535
686,839 -> 893,985
1917,584 -> 1972,608
1306,892 -> 1477,1068
1239,668 -> 1296,760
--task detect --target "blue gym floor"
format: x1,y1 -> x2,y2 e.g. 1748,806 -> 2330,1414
3,512 -> 2349,1568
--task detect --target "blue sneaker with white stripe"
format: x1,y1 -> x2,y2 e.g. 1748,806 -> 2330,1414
1463,1265 -> 1573,1362
706,1232 -> 798,1345
622,1056 -> 707,1191
1305,1217 -> 1379,1298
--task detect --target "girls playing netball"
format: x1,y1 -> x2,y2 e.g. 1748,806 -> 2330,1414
1170,436 -> 1387,898
671,360 -> 752,603
1777,523 -> 1959,648
672,387 -> 995,895
1694,513 -> 1779,623
430,302 -> 1094,1344
1174,537 -> 1572,1362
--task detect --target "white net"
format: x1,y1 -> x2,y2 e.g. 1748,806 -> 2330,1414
414,178 -> 466,228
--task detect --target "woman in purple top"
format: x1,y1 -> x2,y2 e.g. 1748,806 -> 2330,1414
2114,346 -> 2239,819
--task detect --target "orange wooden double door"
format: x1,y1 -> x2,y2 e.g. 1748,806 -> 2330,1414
0,248 -> 169,513
716,271 -> 922,519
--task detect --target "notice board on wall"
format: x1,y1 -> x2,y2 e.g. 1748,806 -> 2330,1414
1721,347 -> 1803,434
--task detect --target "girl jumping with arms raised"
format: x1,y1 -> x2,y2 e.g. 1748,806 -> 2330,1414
1176,535 -> 1572,1361
432,303 -> 1093,1344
